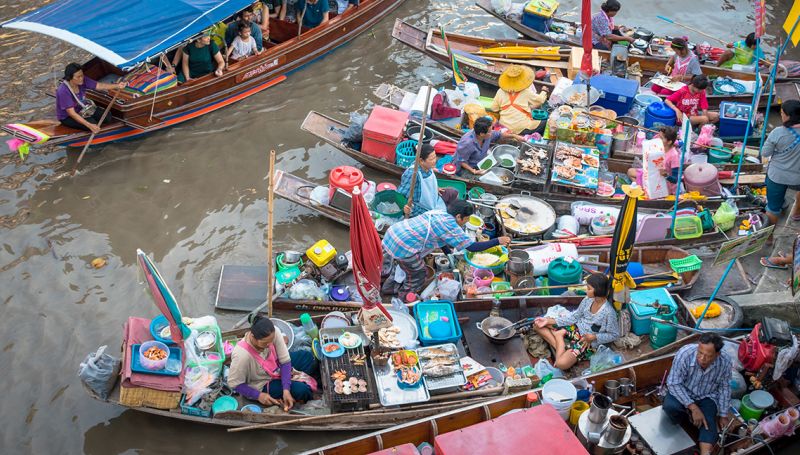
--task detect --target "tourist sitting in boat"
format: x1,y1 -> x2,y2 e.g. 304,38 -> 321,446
717,33 -> 764,69
255,0 -> 281,34
398,145 -> 460,217
532,273 -> 619,370
381,200 -> 511,296
665,75 -> 719,126
334,0 -> 359,15
761,100 -> 800,228
228,315 -> 318,412
225,6 -> 264,51
56,63 -> 126,133
591,0 -> 629,51
489,65 -> 548,135
454,117 -> 524,176
626,126 -> 681,194
228,20 -> 263,60
180,31 -> 225,83
651,37 -> 702,95
296,0 -> 329,28
663,333 -> 731,455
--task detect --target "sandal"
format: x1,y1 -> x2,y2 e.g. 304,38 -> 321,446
760,257 -> 789,269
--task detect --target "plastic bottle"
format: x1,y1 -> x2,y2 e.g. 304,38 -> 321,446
299,313 -> 319,340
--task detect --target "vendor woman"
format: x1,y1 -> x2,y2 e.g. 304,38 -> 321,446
399,144 -> 460,217
651,37 -> 702,95
228,316 -> 318,411
454,116 -> 523,176
489,65 -> 548,135
533,273 -> 620,370
592,0 -> 628,51
381,200 -> 511,296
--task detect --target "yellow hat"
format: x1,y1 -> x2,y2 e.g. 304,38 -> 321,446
498,65 -> 534,92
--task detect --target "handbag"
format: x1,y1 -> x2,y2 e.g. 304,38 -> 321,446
63,80 -> 97,118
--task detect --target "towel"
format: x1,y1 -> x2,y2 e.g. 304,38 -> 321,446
121,316 -> 184,392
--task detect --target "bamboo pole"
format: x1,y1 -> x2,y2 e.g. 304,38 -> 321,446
70,86 -> 124,176
267,149 -> 276,318
405,87 -> 434,218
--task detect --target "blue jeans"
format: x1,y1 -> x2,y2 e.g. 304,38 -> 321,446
765,175 -> 800,215
662,393 -> 719,444
263,350 -> 317,402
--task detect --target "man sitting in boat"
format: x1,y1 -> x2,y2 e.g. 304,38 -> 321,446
296,0 -> 329,28
665,75 -> 719,126
489,65 -> 548,136
591,0 -> 629,51
717,33 -> 764,70
227,20 -> 263,60
228,316 -> 318,412
663,333 -> 731,455
651,37 -> 702,96
180,31 -> 225,83
225,6 -> 264,51
532,273 -> 620,370
454,117 -> 524,176
381,200 -> 511,296
56,63 -> 126,133
398,145 -> 460,217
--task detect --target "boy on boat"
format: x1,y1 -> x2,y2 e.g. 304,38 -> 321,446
228,20 -> 263,60
665,75 -> 719,127
381,200 -> 511,296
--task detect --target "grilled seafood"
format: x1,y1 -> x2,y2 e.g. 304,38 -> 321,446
418,347 -> 456,359
555,165 -> 577,179
421,364 -> 462,378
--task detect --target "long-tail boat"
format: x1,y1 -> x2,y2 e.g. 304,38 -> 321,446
391,19 -> 768,111
0,0 -> 407,151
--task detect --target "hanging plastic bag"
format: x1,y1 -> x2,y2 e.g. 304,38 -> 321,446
588,345 -> 623,373
534,358 -> 564,379
390,297 -> 409,314
712,200 -> 738,231
183,365 -> 216,406
437,277 -> 461,301
78,346 -> 121,400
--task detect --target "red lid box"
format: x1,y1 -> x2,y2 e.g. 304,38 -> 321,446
362,106 -> 409,163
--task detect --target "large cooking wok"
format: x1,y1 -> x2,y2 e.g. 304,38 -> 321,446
477,316 -> 536,344
495,194 -> 557,237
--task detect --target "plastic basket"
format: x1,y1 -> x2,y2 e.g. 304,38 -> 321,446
180,394 -> 211,417
395,140 -> 418,168
370,190 -> 407,218
437,179 -> 467,199
186,324 -> 225,371
713,78 -> 746,96
669,255 -> 703,274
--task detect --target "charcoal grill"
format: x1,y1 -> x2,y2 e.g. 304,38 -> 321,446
320,327 -> 376,412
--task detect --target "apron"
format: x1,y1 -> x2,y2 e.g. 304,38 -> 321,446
500,91 -> 534,120
418,170 -> 447,212
238,339 -> 318,392
671,52 -> 696,78
390,210 -> 447,283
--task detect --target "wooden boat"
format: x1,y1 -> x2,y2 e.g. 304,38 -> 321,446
272,168 -> 731,250
374,83 -> 766,175
301,109 -> 746,211
391,20 -> 768,111
1,0 -> 407,151
94,305 -> 698,431
302,349 -> 797,455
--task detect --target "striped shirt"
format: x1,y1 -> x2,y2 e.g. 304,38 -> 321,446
667,344 -> 732,416
555,297 -> 620,346
382,211 -> 471,259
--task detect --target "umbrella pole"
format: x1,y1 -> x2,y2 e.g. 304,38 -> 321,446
267,149 -> 276,318
405,87 -> 434,218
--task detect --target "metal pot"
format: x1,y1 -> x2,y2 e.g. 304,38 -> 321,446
406,125 -> 433,144
605,415 -> 630,446
560,84 -> 602,107
477,316 -> 517,344
632,27 -> 654,42
282,250 -> 303,264
492,144 -> 521,169
588,393 -> 612,424
508,250 -> 532,275
611,116 -> 639,155
482,167 -> 515,186
494,194 -> 557,237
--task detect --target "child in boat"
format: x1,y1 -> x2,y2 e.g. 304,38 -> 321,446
665,74 -> 720,127
626,126 -> 681,194
532,273 -> 619,370
228,20 -> 263,60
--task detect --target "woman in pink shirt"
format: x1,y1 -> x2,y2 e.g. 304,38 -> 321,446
665,75 -> 720,127
627,126 -> 681,195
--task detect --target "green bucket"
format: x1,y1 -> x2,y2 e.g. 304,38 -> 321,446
370,190 -> 407,219
650,310 -> 678,349
739,394 -> 766,421
708,147 -> 732,163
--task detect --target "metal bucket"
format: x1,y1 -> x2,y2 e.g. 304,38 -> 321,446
588,393 -> 612,424
508,250 -> 532,275
605,415 -> 629,446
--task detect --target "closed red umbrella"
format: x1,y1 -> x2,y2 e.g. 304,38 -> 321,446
580,0 -> 594,78
350,187 -> 392,328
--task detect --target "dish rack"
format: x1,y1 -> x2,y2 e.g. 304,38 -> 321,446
319,326 -> 376,412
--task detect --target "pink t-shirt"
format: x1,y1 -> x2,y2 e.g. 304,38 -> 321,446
667,85 -> 708,117
663,146 -> 681,193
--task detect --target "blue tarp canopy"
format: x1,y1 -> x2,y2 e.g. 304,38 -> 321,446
2,0 -> 253,69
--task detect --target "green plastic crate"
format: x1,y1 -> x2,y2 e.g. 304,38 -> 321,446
437,179 -> 467,199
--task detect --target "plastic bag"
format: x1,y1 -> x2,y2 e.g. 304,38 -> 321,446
712,200 -> 738,231
390,297 -> 409,314
288,279 -> 326,300
290,324 -> 312,353
543,304 -> 573,322
78,346 -> 120,400
490,0 -> 512,14
722,341 -> 743,371
184,365 -> 217,406
588,345 -> 623,373
534,358 -> 564,379
773,335 -> 799,381
342,112 -> 367,143
309,185 -> 330,206
437,277 -> 461,301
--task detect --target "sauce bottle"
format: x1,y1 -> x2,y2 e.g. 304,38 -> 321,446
299,313 -> 319,340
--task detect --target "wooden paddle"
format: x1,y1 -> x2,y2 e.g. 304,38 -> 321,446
405,87 -> 434,218
266,149 -> 276,318
70,85 -> 124,175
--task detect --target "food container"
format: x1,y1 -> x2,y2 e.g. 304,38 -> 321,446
483,167 -> 515,186
139,340 -> 170,371
464,246 -> 508,273
508,249 -> 532,275
196,331 -> 217,351
414,300 -> 462,346
492,144 -> 521,169
373,352 -> 430,406
416,343 -> 467,394
396,366 -> 423,389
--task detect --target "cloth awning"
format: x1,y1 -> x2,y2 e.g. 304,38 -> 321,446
1,0 -> 253,69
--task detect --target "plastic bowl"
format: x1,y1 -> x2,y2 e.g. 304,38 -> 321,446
139,340 -> 170,371
149,315 -> 174,344
211,396 -> 239,415
396,367 -> 423,389
428,320 -> 452,339
270,318 -> 295,350
240,404 -> 262,413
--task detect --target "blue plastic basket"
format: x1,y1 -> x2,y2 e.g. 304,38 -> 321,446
414,300 -> 463,346
395,140 -> 418,168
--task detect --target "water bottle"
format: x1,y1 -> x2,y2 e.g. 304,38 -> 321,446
299,313 -> 319,340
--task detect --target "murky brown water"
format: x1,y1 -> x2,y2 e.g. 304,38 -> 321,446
0,0 -> 798,453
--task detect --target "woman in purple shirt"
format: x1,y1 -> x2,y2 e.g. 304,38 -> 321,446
56,63 -> 125,133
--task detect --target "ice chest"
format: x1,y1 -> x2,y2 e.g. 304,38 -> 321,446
590,75 -> 640,116
362,106 -> 409,163
628,288 -> 677,335
719,102 -> 752,138
522,0 -> 559,33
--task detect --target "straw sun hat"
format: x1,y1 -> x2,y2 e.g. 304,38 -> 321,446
498,65 -> 534,92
